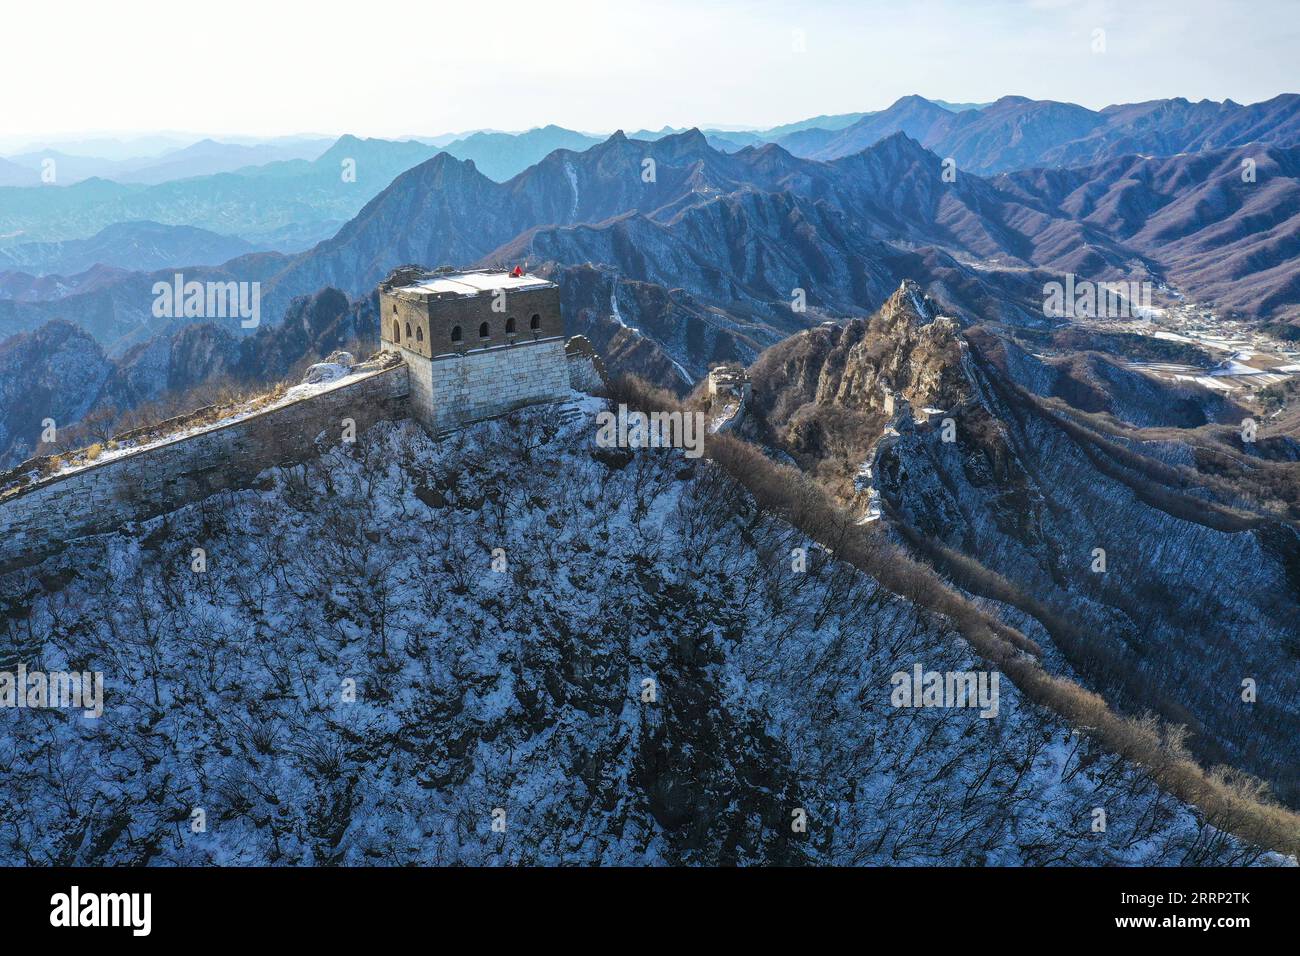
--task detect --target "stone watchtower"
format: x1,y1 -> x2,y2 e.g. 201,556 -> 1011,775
380,267 -> 571,433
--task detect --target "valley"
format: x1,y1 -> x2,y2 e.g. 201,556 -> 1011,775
1030,295 -> 1300,407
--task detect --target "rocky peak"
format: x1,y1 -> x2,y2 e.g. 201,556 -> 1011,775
817,301 -> 965,414
805,280 -> 967,415
743,280 -> 972,468
877,278 -> 942,327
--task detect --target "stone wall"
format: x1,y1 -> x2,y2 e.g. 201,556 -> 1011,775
0,322 -> 609,572
0,362 -> 410,572
565,335 -> 609,395
380,284 -> 563,356
383,295 -> 435,358
404,337 -> 571,433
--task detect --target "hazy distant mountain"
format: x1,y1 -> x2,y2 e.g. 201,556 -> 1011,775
9,118 -> 1300,378
273,122 -> 1299,331
0,134 -> 441,249
255,128 -> 898,331
756,111 -> 871,139
782,93 -> 1300,175
0,134 -> 193,161
0,262 -> 148,302
0,129 -> 1132,361
930,100 -> 991,112
0,151 -> 127,186
417,131 -> 482,148
778,94 -> 957,158
624,125 -> 769,152
0,251 -> 293,352
0,127 -> 646,247
0,156 -> 34,187
2,138 -> 334,185
235,134 -> 439,182
113,137 -> 335,183
438,125 -> 603,181
0,220 -> 257,276
616,102 -> 976,153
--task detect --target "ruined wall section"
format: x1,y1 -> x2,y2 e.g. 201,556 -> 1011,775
565,335 -> 609,395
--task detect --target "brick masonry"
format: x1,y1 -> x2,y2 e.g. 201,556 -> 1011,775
380,281 -> 562,357
565,336 -> 608,395
379,271 -> 575,433
0,362 -> 410,572
400,337 -> 571,433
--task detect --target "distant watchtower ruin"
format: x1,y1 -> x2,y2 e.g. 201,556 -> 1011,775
380,266 -> 571,433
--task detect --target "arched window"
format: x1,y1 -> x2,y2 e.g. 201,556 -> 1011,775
406,322 -> 412,339
451,325 -> 462,342
529,313 -> 541,331
478,321 -> 490,339
416,326 -> 423,343
505,316 -> 516,334
392,320 -> 401,342
392,303 -> 397,314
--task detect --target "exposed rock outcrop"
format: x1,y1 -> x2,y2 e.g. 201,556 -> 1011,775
740,284 -> 1300,807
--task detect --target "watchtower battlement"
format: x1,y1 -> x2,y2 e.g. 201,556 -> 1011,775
380,267 -> 563,357
379,266 -> 573,433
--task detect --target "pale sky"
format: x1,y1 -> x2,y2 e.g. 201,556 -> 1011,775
4,0 -> 1298,145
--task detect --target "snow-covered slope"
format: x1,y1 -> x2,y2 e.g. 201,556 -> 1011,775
741,282 -> 1300,810
0,400 -> 1280,865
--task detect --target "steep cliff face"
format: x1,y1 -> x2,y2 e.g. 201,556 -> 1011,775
0,321 -> 114,465
741,284 -> 1300,807
111,321 -> 243,408
752,283 -> 967,412
819,282 -> 968,409
0,405 -> 1276,865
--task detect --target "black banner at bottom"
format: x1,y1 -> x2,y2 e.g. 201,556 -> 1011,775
0,865 -> 1290,941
